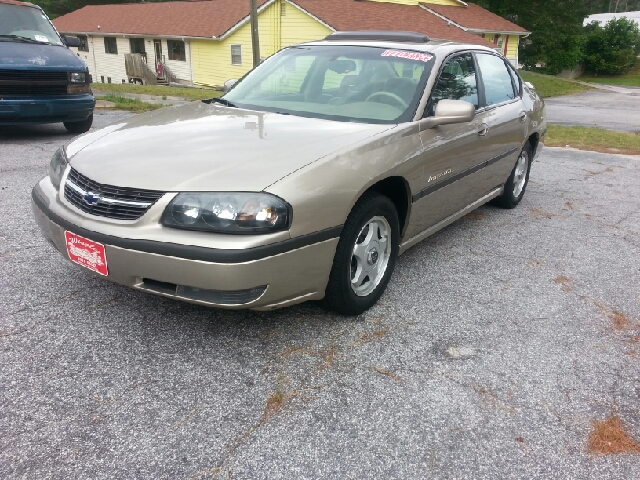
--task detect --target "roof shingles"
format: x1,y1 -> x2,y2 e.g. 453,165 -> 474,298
53,0 -> 270,38
52,0 -> 512,46
422,2 -> 529,34
293,0 -> 495,47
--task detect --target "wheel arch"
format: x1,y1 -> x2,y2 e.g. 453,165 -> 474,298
362,176 -> 411,239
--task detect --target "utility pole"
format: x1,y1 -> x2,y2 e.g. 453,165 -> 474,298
250,0 -> 261,68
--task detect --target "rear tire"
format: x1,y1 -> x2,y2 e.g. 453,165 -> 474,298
324,192 -> 399,316
64,114 -> 93,134
491,143 -> 532,209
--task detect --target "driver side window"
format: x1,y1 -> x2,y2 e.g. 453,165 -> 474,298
425,53 -> 478,117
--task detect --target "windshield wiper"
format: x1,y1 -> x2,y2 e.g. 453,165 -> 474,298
210,97 -> 237,108
0,34 -> 41,44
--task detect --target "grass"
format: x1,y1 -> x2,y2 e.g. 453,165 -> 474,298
92,83 -> 221,101
99,94 -> 164,113
545,124 -> 640,155
520,71 -> 592,98
580,64 -> 640,88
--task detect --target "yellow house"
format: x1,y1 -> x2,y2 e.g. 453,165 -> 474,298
54,0 -> 529,89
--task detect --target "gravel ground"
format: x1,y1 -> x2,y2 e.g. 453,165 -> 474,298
1,114 -> 639,479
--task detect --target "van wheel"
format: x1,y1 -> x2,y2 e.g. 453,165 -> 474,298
64,114 -> 93,134
491,143 -> 532,209
324,192 -> 399,316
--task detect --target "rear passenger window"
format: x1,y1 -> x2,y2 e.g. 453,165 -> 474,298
506,63 -> 521,97
476,53 -> 516,106
426,53 -> 478,116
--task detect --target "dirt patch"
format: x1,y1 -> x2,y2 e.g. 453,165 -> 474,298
372,367 -> 401,382
588,415 -> 640,455
349,329 -> 387,347
263,390 -> 286,422
554,275 -> 573,285
465,212 -> 486,220
609,311 -> 631,330
529,208 -> 557,219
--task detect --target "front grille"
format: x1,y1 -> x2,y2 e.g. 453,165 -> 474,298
0,84 -> 68,96
0,69 -> 69,96
0,70 -> 68,82
64,168 -> 165,220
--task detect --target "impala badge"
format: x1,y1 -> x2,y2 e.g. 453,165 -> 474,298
428,169 -> 453,183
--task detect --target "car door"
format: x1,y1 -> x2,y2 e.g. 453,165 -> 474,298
404,52 -> 492,240
472,52 -> 528,190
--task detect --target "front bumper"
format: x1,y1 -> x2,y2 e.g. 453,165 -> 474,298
0,94 -> 95,125
31,178 -> 340,310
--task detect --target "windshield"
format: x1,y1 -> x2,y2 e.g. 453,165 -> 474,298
0,4 -> 62,45
223,45 -> 435,124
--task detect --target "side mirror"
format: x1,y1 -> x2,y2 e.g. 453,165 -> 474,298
421,99 -> 475,129
63,36 -> 81,48
223,79 -> 237,93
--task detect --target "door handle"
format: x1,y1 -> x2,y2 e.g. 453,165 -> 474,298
478,124 -> 489,136
519,111 -> 527,123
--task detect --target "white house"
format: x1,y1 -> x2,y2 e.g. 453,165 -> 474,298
584,10 -> 640,27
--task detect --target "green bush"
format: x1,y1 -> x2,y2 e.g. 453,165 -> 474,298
583,18 -> 640,75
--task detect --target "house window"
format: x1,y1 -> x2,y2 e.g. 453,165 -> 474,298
130,38 -> 145,54
78,35 -> 89,52
231,44 -> 242,66
167,40 -> 186,61
104,37 -> 118,54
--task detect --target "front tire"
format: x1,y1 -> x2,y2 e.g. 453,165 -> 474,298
324,192 -> 400,315
492,143 -> 532,209
64,113 -> 93,134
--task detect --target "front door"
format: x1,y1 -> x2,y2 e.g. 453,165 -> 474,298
153,40 -> 163,76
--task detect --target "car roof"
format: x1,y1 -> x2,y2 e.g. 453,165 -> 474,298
301,40 -> 499,57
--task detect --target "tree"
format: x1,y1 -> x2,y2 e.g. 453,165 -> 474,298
583,17 -> 640,74
471,1 -> 588,73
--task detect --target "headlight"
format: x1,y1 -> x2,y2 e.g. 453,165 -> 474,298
49,147 -> 68,190
69,72 -> 86,83
161,193 -> 291,234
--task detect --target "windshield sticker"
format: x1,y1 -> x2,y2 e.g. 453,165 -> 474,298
381,50 -> 433,62
34,35 -> 48,43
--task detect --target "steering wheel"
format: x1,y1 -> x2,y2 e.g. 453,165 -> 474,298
365,91 -> 408,109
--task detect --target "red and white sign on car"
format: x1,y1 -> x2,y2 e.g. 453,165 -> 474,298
64,231 -> 108,276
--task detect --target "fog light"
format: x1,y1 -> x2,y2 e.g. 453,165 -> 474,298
176,285 -> 266,305
140,278 -> 267,305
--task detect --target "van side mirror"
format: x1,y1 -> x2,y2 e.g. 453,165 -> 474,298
63,36 -> 81,48
421,99 -> 475,129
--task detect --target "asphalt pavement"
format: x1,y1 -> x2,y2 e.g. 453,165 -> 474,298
545,87 -> 640,133
1,113 -> 639,479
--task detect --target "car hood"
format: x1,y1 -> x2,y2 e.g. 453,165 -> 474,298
67,102 -> 394,192
0,41 -> 86,70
